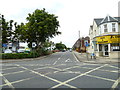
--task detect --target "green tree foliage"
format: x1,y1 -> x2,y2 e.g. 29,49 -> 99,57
1,15 -> 8,43
19,8 -> 61,48
55,42 -> 67,50
1,14 -> 15,44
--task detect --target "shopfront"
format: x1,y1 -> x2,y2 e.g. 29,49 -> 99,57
95,35 -> 120,58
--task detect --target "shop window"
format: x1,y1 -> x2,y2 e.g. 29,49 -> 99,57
112,23 -> 116,32
99,44 -> 102,51
111,43 -> 120,51
104,24 -> 107,32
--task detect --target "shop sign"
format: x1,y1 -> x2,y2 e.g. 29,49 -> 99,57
96,35 -> 120,44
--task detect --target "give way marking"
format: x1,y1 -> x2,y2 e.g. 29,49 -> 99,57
65,58 -> 72,62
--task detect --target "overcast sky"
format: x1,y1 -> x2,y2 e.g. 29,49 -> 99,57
1,0 -> 119,48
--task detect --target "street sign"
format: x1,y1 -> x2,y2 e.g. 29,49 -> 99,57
84,40 -> 89,47
2,44 -> 7,47
32,42 -> 36,48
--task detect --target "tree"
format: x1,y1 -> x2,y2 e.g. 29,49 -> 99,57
55,42 -> 67,51
1,15 -> 9,44
20,8 -> 61,48
1,15 -> 15,44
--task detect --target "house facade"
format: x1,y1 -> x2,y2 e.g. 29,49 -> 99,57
88,15 -> 120,58
73,37 -> 90,52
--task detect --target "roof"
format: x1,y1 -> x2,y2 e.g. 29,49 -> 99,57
94,15 -> 120,26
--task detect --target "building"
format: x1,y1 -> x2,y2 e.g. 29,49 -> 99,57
73,37 -> 90,52
88,15 -> 120,58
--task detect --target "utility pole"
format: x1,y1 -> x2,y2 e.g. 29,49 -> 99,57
79,31 -> 80,39
78,31 -> 81,53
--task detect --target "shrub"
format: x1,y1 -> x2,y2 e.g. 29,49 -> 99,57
1,48 -> 52,59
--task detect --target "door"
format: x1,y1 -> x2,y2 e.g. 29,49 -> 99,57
104,44 -> 109,56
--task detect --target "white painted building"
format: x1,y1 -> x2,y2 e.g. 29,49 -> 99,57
88,15 -> 120,59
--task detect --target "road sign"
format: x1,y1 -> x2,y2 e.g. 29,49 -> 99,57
2,44 -> 7,47
32,42 -> 36,48
84,41 -> 89,47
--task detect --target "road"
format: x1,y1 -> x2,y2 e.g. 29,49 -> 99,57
0,51 -> 120,90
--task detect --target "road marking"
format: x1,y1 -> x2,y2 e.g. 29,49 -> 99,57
3,70 -> 27,76
53,56 -> 62,65
107,65 -> 120,69
53,61 -> 58,65
86,74 -> 116,82
65,58 -> 71,62
72,53 -> 79,62
51,64 -> 108,88
58,58 -> 60,60
0,76 -> 37,87
1,73 -> 15,89
111,77 -> 120,88
1,67 -> 18,70
79,66 -> 118,73
14,64 -> 79,88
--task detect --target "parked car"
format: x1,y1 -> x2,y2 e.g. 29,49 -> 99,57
17,48 -> 25,53
4,49 -> 12,53
17,47 -> 31,53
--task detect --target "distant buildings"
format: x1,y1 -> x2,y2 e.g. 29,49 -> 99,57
72,36 -> 90,52
88,15 -> 120,58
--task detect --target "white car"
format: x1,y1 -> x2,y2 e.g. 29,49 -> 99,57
17,49 -> 25,53
4,49 -> 12,53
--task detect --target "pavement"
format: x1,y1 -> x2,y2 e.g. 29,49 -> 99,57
73,51 -> 120,64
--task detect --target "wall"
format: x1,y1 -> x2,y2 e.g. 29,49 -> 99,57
109,51 -> 120,59
118,23 -> 120,32
99,22 -> 118,35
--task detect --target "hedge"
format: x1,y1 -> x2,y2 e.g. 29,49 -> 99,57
1,49 -> 52,59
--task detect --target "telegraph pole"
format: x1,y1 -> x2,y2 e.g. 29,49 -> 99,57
79,31 -> 80,39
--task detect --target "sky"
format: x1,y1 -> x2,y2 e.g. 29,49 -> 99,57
0,0 -> 119,48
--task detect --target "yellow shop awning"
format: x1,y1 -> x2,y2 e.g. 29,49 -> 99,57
96,35 -> 120,44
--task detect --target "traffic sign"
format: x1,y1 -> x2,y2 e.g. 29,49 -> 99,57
32,42 -> 36,48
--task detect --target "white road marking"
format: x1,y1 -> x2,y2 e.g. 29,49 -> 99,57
53,55 -> 62,65
65,58 -> 71,62
111,77 -> 120,88
72,53 -> 79,62
53,61 -> 58,65
58,58 -> 60,60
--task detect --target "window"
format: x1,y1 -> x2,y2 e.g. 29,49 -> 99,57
104,24 -> 107,32
112,23 -> 116,32
111,43 -> 120,51
99,26 -> 101,34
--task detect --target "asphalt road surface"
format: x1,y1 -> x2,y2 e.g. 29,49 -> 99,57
0,51 -> 120,90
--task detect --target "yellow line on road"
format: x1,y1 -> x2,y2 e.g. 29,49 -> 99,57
3,70 -> 27,76
15,64 -> 78,88
86,74 -> 116,82
1,67 -> 18,71
111,77 -> 120,88
51,64 -> 108,88
1,73 -> 15,89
